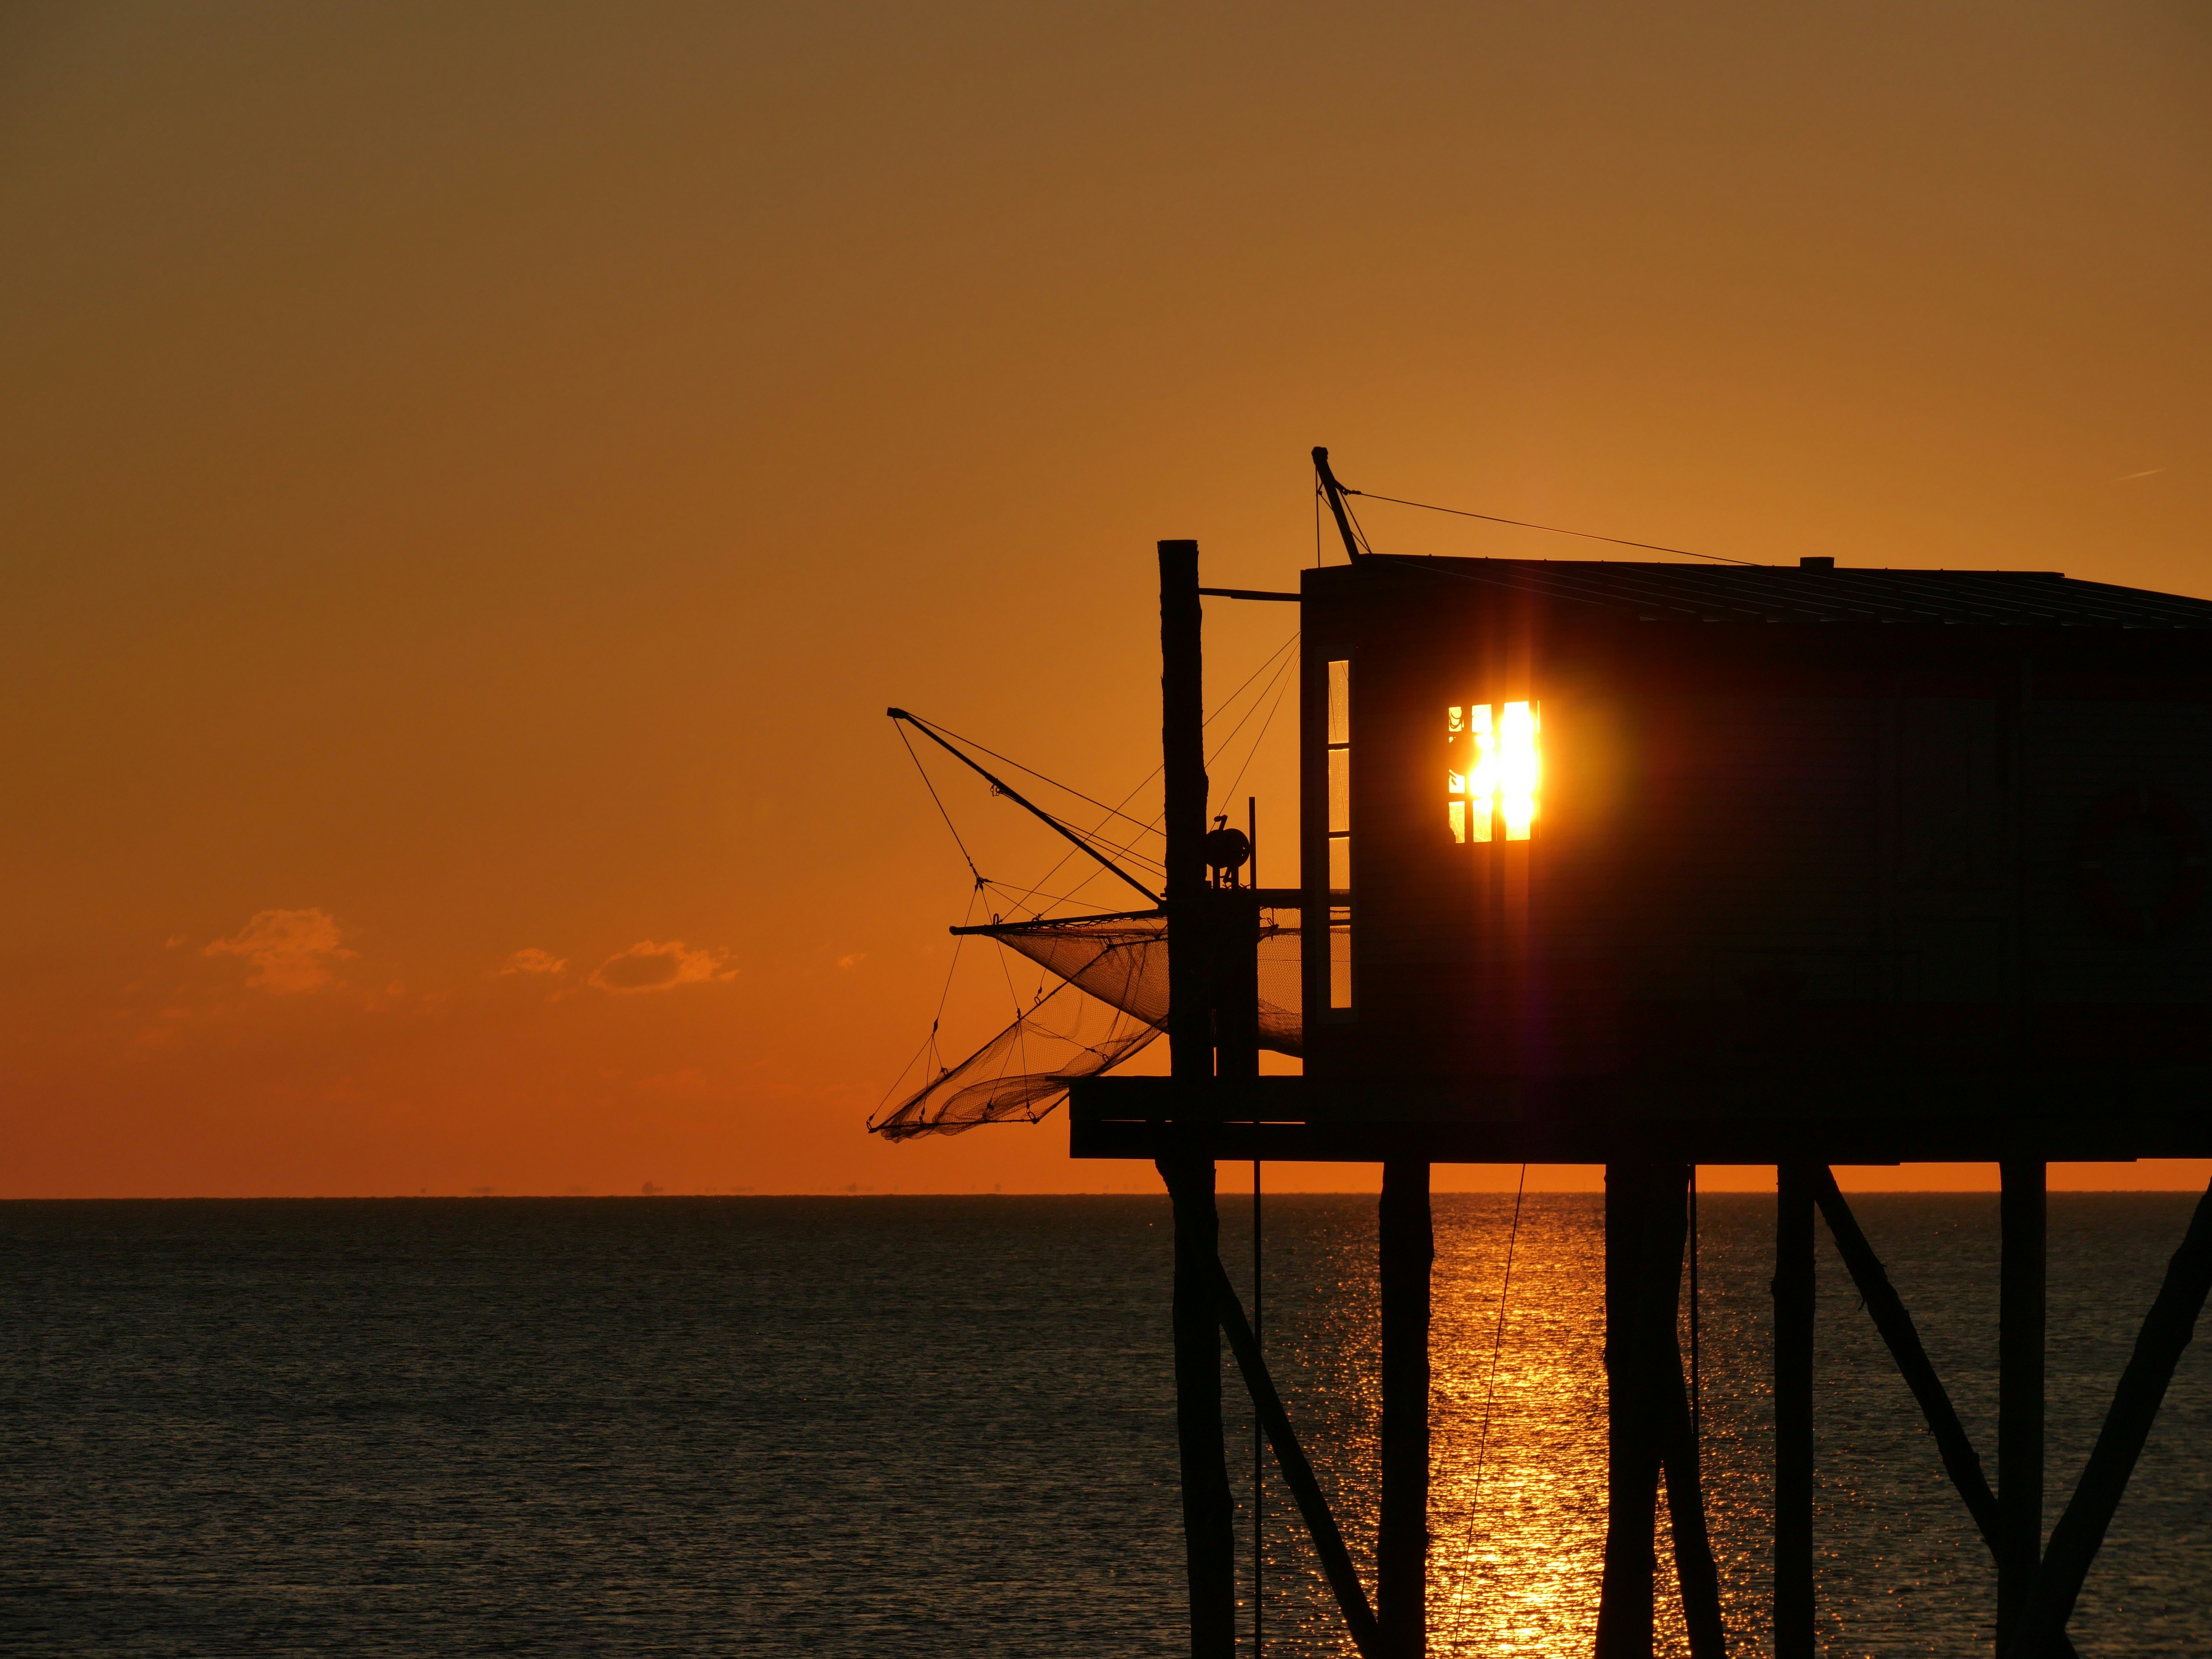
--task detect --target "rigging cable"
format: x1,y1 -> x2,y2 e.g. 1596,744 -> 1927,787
1057,654 -> 1294,913
870,884 -> 983,1120
900,713 -> 1164,839
1059,652 -> 1293,908
905,622 -> 1296,865
1342,495 -> 1380,559
898,724 -> 987,889
997,629 -> 1298,910
891,617 -> 1305,1127
996,630 -> 1299,918
1689,1167 -> 1702,1447
1345,488 -> 1759,567
1217,651 -> 1298,814
1467,1164 -> 1529,1541
988,928 -> 1033,1081
977,879 -> 1154,921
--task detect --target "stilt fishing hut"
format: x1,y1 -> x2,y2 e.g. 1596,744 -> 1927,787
878,450 -> 2212,1658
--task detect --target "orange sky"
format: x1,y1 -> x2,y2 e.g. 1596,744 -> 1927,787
3,3 -> 2210,1196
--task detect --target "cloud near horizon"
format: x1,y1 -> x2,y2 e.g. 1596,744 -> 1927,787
587,940 -> 736,994
500,947 -> 568,976
202,909 -> 357,994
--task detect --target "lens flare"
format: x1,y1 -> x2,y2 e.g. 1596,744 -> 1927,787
1500,700 -> 1539,841
1447,701 -> 1519,844
1468,704 -> 1496,843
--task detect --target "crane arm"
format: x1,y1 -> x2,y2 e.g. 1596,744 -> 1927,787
887,709 -> 1164,907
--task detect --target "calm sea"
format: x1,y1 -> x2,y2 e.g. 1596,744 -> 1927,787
3,1193 -> 2207,1656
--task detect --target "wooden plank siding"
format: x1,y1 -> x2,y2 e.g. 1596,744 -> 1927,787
1291,559 -> 2212,1147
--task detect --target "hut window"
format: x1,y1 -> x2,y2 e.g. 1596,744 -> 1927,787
1446,704 -> 1495,843
1448,699 -> 1539,842
1327,658 -> 1353,1009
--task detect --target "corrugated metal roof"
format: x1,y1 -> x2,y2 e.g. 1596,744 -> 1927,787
1370,558 -> 2212,627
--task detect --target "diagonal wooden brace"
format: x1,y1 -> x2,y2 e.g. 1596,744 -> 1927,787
1214,1260 -> 1384,1659
1810,1168 -> 2080,1659
1657,1316 -> 1727,1659
2004,1176 -> 2212,1659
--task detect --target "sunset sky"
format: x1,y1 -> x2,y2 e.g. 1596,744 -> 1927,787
5,3 -> 2210,1196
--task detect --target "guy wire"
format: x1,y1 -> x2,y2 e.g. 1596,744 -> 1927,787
1467,1164 -> 1529,1541
1347,488 -> 1758,567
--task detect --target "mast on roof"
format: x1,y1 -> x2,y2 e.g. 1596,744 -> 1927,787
1313,446 -> 1365,564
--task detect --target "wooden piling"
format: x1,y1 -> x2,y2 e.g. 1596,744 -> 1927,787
1160,538 -> 1210,1080
1378,1158 -> 1432,1658
1598,1161 -> 1660,1659
1774,1162 -> 1816,1659
1644,1165 -> 1725,1659
1599,1160 -> 1725,1659
1999,1159 -> 2046,1653
1158,538 -> 1235,1657
1161,1151 -> 1237,1656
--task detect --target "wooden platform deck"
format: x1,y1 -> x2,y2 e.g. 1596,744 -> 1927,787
1068,1070 -> 2212,1164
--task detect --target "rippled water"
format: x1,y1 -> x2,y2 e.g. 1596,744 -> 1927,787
3,1193 -> 2206,1655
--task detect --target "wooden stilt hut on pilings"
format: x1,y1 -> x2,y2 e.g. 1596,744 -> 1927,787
1073,475 -> 2212,1658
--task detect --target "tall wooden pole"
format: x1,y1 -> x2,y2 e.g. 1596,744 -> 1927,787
1999,1159 -> 2046,1654
1155,538 -> 1234,1658
1378,1158 -> 1433,1657
1774,1161 -> 1817,1659
1597,1161 -> 1659,1659
1161,1154 -> 1236,1655
1161,539 -> 1211,1081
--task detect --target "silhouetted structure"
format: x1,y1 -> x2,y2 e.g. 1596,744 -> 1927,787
1067,460 -> 2212,1659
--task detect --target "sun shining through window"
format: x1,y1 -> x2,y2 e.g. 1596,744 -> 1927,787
1449,700 -> 1537,843
1500,701 -> 1539,841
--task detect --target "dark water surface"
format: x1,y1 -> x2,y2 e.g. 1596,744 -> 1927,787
3,1194 -> 2207,1655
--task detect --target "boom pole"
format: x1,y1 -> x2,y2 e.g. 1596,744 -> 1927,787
887,708 -> 1162,905
1313,446 -> 1365,563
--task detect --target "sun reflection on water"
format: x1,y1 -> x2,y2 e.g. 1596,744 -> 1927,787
1217,1192 -> 2212,1658
1427,1194 -> 1610,1656
1218,1194 -> 1764,1658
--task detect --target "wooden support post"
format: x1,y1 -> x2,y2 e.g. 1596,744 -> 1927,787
1999,1159 -> 2046,1653
1215,1260 -> 1383,1659
2007,1177 -> 2212,1658
1601,1161 -> 1724,1659
1157,537 -> 1234,1658
1161,1153 -> 1237,1656
1597,1161 -> 1661,1659
1644,1166 -> 1726,1659
1378,1159 -> 1432,1658
1160,538 -> 1211,1081
1774,1161 -> 1816,1659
